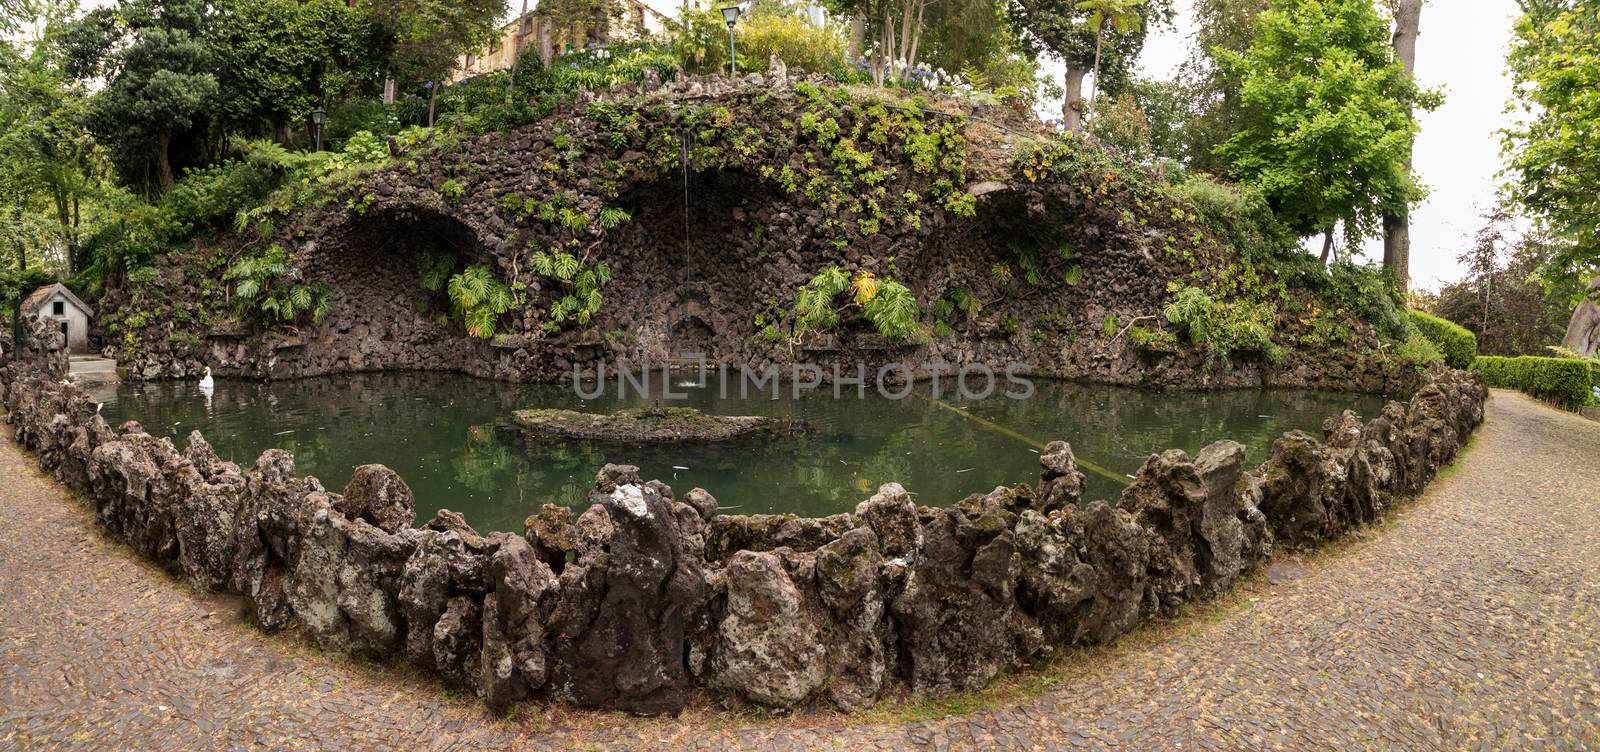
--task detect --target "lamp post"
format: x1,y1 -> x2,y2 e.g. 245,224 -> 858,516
311,106 -> 326,152
720,4 -> 742,76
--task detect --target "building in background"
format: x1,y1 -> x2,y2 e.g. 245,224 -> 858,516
454,0 -> 676,81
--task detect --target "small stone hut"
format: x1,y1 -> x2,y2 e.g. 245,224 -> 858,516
22,283 -> 94,354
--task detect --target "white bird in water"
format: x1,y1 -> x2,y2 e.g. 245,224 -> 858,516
198,366 -> 214,397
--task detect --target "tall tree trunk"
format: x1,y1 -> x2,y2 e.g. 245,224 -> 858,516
508,0 -> 529,99
537,19 -> 553,66
12,206 -> 25,271
427,82 -> 439,127
1562,275 -> 1600,356
53,192 -> 72,278
847,15 -> 865,60
1383,0 -> 1423,290
906,0 -> 926,71
157,131 -> 174,192
1320,226 -> 1334,265
898,0 -> 913,71
1090,25 -> 1105,105
1062,66 -> 1088,132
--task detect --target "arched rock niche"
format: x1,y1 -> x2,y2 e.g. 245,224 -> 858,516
275,202 -> 502,378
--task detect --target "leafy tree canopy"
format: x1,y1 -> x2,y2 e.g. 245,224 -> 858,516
1501,0 -> 1600,289
1215,0 -> 1439,246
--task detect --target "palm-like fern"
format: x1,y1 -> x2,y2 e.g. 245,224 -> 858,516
863,280 -> 920,339
448,265 -> 515,339
795,266 -> 850,334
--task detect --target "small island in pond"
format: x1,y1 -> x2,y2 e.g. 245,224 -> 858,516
506,406 -> 809,444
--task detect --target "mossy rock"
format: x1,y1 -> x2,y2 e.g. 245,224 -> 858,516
506,406 -> 809,444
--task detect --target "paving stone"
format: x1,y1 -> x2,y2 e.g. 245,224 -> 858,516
1,390 -> 1598,750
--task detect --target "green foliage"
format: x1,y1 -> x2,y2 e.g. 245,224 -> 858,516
1393,331 -> 1443,372
793,266 -> 920,339
1473,355 -> 1595,409
60,0 -> 220,193
1175,174 -> 1295,261
676,6 -> 846,76
1128,325 -> 1178,351
417,248 -> 456,292
225,244 -> 333,325
1086,93 -> 1154,163
795,266 -> 850,334
598,206 -> 632,230
1103,314 -> 1119,338
439,179 -> 465,203
446,265 -> 513,339
211,0 -> 384,137
530,250 -> 610,329
1407,309 -> 1477,370
861,279 -> 921,339
1163,284 -> 1281,367
1215,0 -> 1440,243
1502,1 -> 1600,285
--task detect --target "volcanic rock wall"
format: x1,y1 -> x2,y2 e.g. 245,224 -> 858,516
111,73 -> 1420,394
3,319 -> 1486,715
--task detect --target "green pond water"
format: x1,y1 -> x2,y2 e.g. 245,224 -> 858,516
95,371 -> 1389,534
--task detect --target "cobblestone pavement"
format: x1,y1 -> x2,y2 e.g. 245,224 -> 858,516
3,389 -> 1599,751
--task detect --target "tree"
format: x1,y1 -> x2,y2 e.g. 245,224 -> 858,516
1381,0 -> 1423,289
211,0 -> 386,142
1435,207 -> 1585,356
1502,0 -> 1600,292
0,8 -> 102,276
1215,0 -> 1439,261
1173,0 -> 1268,172
58,0 -> 219,194
361,0 -> 506,127
1008,0 -> 1170,132
1075,0 -> 1143,103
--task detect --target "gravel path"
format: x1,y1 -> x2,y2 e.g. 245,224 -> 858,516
3,389 -> 1598,751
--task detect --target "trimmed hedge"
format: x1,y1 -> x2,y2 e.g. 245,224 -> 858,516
1472,355 -> 1595,408
1408,309 -> 1477,369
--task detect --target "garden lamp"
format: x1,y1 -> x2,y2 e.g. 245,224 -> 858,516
311,106 -> 326,152
721,4 -> 742,75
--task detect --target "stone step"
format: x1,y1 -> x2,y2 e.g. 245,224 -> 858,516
70,358 -> 118,374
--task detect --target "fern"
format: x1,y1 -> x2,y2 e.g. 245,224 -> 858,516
991,262 -> 1013,287
598,206 -> 632,230
852,270 -> 879,305
552,251 -> 579,281
418,249 -> 457,292
447,265 -> 515,339
863,279 -> 920,339
795,266 -> 850,334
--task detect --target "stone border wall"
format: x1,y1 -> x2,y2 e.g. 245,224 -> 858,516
0,316 -> 1486,715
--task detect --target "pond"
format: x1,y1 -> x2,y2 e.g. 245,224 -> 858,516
95,371 -> 1390,534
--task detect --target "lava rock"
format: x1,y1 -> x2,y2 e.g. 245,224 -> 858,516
339,464 -> 416,534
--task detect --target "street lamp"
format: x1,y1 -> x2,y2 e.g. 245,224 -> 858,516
311,106 -> 326,152
720,4 -> 742,76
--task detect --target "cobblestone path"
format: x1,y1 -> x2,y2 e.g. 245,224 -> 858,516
3,389 -> 1598,751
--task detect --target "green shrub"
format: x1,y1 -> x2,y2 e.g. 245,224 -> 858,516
1162,285 -> 1281,367
679,8 -> 845,76
225,244 -> 333,325
1393,331 -> 1444,372
1472,355 -> 1594,409
862,279 -> 920,339
447,265 -> 514,338
1408,309 -> 1477,369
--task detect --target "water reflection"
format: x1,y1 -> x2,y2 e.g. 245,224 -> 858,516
98,371 -> 1389,534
